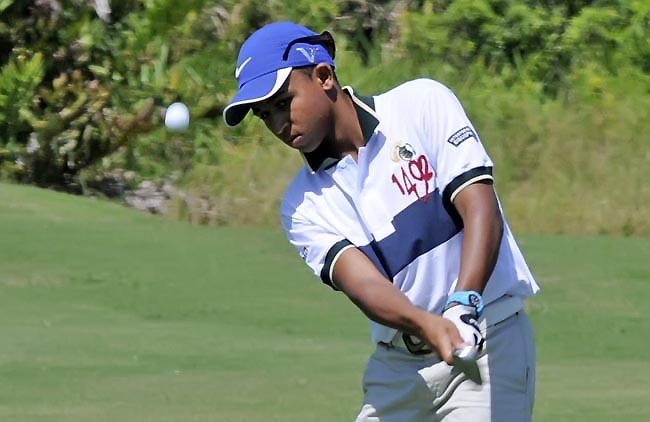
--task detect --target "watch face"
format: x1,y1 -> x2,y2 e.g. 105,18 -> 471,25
469,293 -> 481,308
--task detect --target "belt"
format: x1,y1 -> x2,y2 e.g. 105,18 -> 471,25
379,295 -> 525,355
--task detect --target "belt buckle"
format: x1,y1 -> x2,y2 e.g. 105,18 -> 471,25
402,333 -> 433,355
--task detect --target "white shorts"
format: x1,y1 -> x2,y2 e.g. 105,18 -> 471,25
355,307 -> 536,422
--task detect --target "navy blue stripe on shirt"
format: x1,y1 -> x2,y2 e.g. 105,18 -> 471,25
358,190 -> 462,281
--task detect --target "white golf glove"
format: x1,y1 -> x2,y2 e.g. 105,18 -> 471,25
442,304 -> 484,349
442,291 -> 485,350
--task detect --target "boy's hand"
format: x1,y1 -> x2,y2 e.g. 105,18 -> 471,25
442,304 -> 484,349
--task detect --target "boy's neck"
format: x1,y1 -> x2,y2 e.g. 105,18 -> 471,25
330,88 -> 365,161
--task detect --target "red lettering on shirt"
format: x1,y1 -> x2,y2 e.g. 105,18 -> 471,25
391,154 -> 434,201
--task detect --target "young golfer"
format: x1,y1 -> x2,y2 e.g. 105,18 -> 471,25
224,21 -> 540,421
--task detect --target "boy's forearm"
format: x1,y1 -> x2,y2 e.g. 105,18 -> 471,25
454,182 -> 503,293
331,247 -> 463,362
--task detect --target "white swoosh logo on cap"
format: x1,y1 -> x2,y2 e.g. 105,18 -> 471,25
235,57 -> 252,78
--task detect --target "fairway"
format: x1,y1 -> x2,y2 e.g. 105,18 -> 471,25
1,182 -> 648,421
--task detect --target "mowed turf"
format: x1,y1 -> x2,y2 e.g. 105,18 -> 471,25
0,182 -> 648,421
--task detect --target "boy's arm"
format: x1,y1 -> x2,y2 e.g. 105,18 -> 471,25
452,180 -> 503,294
332,247 -> 464,364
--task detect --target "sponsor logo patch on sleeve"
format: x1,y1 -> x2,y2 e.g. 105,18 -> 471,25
447,126 -> 477,147
299,246 -> 309,261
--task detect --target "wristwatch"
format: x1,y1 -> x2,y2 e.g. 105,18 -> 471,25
444,290 -> 484,317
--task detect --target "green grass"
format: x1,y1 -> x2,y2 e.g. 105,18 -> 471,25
1,182 -> 649,421
521,235 -> 650,421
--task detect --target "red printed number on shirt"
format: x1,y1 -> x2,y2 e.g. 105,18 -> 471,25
391,154 -> 434,201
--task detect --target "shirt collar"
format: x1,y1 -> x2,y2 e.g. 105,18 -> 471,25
302,86 -> 380,173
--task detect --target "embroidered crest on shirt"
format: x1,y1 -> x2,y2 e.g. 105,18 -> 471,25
391,142 -> 417,162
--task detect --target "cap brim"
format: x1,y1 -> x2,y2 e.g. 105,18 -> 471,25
223,67 -> 293,127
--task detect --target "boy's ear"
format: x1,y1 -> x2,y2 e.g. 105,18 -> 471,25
314,63 -> 336,89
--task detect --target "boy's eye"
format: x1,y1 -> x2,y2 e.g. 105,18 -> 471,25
252,109 -> 269,120
275,98 -> 290,110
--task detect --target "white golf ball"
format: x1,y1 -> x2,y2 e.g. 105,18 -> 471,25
164,102 -> 190,131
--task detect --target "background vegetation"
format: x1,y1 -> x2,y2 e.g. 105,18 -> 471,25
1,0 -> 649,235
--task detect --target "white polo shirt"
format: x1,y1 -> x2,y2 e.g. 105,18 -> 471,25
281,78 -> 539,344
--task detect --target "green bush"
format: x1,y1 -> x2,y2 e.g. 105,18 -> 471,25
1,0 -> 649,234
0,51 -> 44,179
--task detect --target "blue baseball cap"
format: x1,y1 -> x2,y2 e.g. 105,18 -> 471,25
223,21 -> 336,127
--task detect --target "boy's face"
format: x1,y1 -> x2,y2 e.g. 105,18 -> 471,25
251,66 -> 333,154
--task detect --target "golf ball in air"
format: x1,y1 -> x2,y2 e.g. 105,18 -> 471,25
164,102 -> 190,131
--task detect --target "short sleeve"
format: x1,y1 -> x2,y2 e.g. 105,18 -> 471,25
422,81 -> 494,187
419,81 -> 494,222
281,202 -> 353,290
